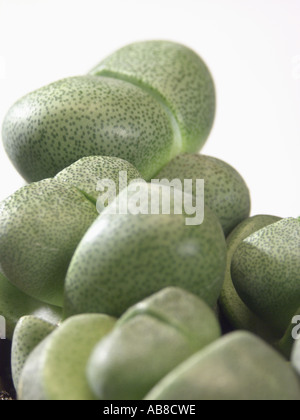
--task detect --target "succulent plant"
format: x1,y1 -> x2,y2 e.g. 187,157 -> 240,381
156,153 -> 251,236
145,332 -> 300,400
231,218 -> 300,337
86,287 -> 221,400
1,39 -> 299,401
0,156 -> 140,307
17,314 -> 116,400
2,41 -> 215,183
64,182 -> 227,317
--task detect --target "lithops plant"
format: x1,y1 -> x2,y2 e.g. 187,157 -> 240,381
2,38 -> 299,402
86,287 -> 221,400
156,154 -> 251,236
54,155 -> 141,203
18,314 -> 116,400
0,272 -> 61,340
219,214 -> 281,341
231,218 -> 300,337
0,179 -> 98,306
89,40 -> 215,155
64,182 -> 227,317
2,41 -> 215,183
11,316 -> 58,390
0,156 -> 140,307
144,331 -> 300,400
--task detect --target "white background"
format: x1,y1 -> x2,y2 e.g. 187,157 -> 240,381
0,0 -> 299,218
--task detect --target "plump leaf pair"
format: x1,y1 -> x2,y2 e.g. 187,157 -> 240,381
2,151 -> 253,329
13,288 -> 300,401
220,215 -> 300,357
2,40 -> 216,183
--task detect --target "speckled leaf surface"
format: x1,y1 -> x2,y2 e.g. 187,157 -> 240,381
0,272 -> 61,340
0,179 -> 99,306
55,155 -> 142,202
231,218 -> 300,335
156,154 -> 251,236
2,75 -> 179,182
219,215 -> 281,340
3,41 -> 215,183
64,183 -> 227,318
11,316 -> 57,390
90,40 -> 216,154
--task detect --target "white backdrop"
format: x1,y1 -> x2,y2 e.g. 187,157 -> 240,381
0,0 -> 299,218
